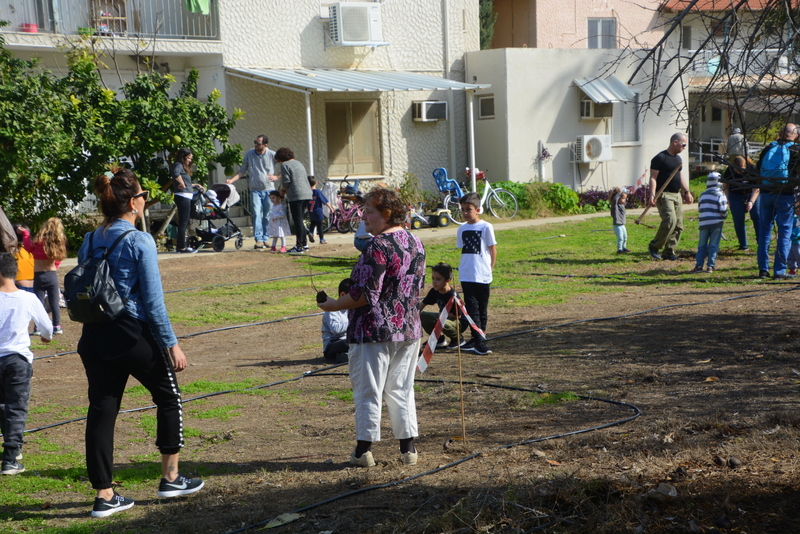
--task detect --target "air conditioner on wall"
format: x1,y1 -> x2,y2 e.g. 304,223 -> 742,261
574,135 -> 613,162
412,101 -> 447,122
328,2 -> 387,46
580,99 -> 613,120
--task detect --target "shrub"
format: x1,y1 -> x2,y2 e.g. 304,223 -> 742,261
578,188 -> 610,209
543,183 -> 581,214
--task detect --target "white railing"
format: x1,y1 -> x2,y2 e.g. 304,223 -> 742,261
0,0 -> 219,39
686,48 -> 795,77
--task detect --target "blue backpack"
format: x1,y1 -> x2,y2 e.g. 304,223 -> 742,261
760,140 -> 795,183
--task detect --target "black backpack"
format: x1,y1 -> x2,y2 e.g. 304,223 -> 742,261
64,229 -> 134,324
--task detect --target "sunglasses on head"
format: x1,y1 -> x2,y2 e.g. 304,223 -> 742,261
133,190 -> 150,202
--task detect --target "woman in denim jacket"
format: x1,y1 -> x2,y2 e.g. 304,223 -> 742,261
76,168 -> 203,518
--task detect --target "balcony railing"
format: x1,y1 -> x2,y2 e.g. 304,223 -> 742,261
686,48 -> 796,77
1,0 -> 219,40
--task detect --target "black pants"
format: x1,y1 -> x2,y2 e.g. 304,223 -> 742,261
323,339 -> 350,362
288,200 -> 309,248
33,270 -> 60,327
0,354 -> 32,462
175,195 -> 192,251
461,282 -> 490,341
79,326 -> 183,490
309,218 -> 326,241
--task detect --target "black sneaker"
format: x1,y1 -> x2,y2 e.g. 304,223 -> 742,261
461,340 -> 476,352
308,233 -> 315,243
446,337 -> 467,349
648,246 -> 662,260
473,341 -> 492,355
663,254 -> 682,261
436,335 -> 447,348
157,473 -> 204,498
1,460 -> 25,475
774,272 -> 798,280
759,270 -> 770,278
287,246 -> 305,255
91,493 -> 134,518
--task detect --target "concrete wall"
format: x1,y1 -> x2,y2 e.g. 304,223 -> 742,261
466,48 -> 688,190
220,0 -> 480,187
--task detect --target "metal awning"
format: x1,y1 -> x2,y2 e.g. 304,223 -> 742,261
224,66 -> 490,93
711,95 -> 800,115
573,74 -> 636,104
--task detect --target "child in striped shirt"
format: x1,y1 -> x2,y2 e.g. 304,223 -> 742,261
692,172 -> 728,273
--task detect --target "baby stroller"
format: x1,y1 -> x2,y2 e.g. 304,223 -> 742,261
188,183 -> 244,252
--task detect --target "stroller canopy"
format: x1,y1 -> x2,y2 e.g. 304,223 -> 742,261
209,183 -> 240,209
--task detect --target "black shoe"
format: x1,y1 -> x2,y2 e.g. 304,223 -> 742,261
446,337 -> 467,349
436,335 -> 447,348
91,493 -> 134,518
287,246 -> 305,255
157,473 -> 204,498
648,246 -> 661,260
664,254 -> 682,261
774,273 -> 798,280
308,234 -> 315,243
1,460 -> 25,475
738,246 -> 749,251
759,270 -> 770,278
473,341 -> 492,355
461,340 -> 476,352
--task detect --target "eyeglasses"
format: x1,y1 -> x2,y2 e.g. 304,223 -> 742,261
254,141 -> 265,146
133,190 -> 149,202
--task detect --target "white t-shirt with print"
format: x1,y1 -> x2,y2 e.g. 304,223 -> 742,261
457,219 -> 496,284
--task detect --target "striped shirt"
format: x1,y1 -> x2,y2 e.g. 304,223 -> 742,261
698,186 -> 728,228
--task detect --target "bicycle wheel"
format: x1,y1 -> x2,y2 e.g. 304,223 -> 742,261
347,215 -> 362,233
488,189 -> 519,219
335,210 -> 351,233
444,194 -> 465,225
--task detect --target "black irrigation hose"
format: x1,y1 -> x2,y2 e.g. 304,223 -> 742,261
163,270 -> 349,294
222,379 -> 641,534
21,364 -> 345,435
26,282 -> 796,432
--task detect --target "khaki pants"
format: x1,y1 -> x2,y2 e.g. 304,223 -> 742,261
649,192 -> 684,256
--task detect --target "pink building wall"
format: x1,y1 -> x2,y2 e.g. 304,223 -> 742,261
492,0 -> 665,49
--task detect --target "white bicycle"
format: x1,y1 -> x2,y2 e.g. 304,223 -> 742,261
443,168 -> 519,225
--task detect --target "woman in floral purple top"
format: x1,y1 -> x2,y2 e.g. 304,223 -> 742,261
318,189 -> 425,468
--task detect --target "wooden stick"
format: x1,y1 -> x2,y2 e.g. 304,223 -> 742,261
454,301 -> 467,449
635,164 -> 682,225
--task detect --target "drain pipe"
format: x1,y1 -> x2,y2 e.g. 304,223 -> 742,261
443,0 -> 456,181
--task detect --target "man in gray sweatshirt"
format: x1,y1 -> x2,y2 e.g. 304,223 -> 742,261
227,134 -> 278,249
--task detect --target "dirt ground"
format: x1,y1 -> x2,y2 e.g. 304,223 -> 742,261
14,239 -> 800,534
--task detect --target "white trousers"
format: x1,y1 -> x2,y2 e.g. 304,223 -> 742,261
349,339 -> 420,442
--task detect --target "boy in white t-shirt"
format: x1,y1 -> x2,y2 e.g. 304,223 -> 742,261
456,193 -> 497,355
0,252 -> 52,475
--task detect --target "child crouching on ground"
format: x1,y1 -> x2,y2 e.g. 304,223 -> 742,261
609,187 -> 630,254
692,172 -> 728,273
0,252 -> 52,475
419,262 -> 468,349
321,278 -> 352,363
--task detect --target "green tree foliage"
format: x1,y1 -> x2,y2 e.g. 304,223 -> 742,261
479,0 -> 498,50
0,33 -> 243,227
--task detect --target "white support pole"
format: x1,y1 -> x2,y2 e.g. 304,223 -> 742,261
467,89 -> 477,193
305,92 -> 314,176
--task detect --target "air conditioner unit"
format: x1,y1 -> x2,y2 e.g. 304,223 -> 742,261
580,99 -> 613,120
575,135 -> 612,162
412,101 -> 447,122
328,2 -> 387,46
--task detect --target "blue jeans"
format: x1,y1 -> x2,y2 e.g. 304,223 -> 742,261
251,189 -> 272,242
757,193 -> 794,275
728,193 -> 760,249
696,224 -> 723,269
613,224 -> 627,251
